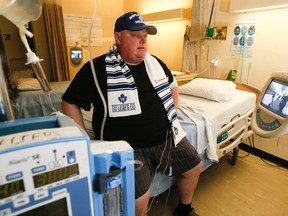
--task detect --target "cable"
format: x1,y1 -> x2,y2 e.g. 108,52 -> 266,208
147,129 -> 172,215
238,134 -> 286,169
237,135 -> 253,159
88,0 -> 107,140
249,135 -> 283,167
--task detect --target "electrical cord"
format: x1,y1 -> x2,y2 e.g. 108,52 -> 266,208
237,134 -> 286,169
237,135 -> 253,159
251,137 -> 283,168
147,129 -> 172,215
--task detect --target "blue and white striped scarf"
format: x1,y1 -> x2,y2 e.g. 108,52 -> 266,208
105,45 -> 185,146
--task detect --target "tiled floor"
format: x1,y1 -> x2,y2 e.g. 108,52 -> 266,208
148,150 -> 288,216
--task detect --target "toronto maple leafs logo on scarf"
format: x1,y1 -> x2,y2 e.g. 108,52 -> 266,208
110,93 -> 136,113
173,126 -> 179,135
118,93 -> 127,103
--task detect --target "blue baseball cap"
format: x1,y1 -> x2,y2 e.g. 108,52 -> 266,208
114,12 -> 157,35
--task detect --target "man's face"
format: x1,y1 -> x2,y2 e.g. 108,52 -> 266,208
115,29 -> 148,65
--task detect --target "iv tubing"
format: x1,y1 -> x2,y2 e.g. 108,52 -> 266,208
88,0 -> 107,140
240,43 -> 246,83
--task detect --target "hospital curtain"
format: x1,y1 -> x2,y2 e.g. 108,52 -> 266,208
182,0 -> 216,76
42,0 -> 70,81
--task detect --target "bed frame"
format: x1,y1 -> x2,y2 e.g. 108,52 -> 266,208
215,106 -> 254,165
151,86 -> 257,196
151,105 -> 256,197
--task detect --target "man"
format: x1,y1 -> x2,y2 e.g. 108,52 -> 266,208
62,11 -> 202,216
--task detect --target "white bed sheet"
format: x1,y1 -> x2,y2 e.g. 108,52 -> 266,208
179,89 -> 256,130
11,81 -> 71,119
177,89 -> 256,161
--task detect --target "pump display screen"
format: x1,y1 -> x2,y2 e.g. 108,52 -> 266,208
261,79 -> 288,118
0,179 -> 25,199
33,164 -> 79,188
19,198 -> 69,216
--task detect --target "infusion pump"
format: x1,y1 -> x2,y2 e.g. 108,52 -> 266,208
0,116 -> 135,216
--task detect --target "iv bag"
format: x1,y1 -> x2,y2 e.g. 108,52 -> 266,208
0,0 -> 43,30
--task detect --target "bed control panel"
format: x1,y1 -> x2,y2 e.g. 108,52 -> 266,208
217,131 -> 228,143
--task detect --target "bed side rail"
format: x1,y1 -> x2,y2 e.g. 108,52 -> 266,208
216,107 -> 255,158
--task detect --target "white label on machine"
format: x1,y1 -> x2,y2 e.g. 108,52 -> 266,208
0,127 -> 83,150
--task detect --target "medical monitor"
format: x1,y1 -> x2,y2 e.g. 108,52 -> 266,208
70,47 -> 83,66
260,78 -> 288,118
252,72 -> 288,138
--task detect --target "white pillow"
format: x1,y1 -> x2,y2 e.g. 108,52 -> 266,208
179,78 -> 236,102
9,69 -> 34,84
13,78 -> 42,91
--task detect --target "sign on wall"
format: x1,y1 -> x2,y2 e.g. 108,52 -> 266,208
231,18 -> 256,57
63,14 -> 103,46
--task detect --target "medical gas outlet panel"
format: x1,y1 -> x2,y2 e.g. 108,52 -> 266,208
0,117 -> 95,216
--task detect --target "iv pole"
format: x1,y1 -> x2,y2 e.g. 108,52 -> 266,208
0,57 -> 14,121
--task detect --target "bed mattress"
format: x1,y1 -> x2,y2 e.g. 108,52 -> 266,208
178,89 -> 256,130
177,89 -> 256,162
11,81 -> 71,119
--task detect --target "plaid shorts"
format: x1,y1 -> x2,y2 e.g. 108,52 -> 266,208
133,136 -> 201,199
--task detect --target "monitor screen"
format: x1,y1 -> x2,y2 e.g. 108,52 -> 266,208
260,79 -> 288,118
70,48 -> 83,66
19,198 -> 69,216
71,50 -> 82,59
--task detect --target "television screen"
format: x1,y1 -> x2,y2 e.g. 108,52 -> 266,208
70,48 -> 83,66
71,50 -> 82,59
261,79 -> 288,118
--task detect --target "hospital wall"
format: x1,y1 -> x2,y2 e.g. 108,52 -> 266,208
62,0 -> 124,78
62,0 -> 192,78
123,0 -> 193,72
62,0 -> 288,160
211,0 -> 288,161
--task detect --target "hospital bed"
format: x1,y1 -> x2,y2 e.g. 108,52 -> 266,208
151,78 -> 257,196
178,87 -> 256,168
10,81 -> 70,119
6,69 -> 70,119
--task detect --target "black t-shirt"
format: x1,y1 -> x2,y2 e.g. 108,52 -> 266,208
62,54 -> 175,147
